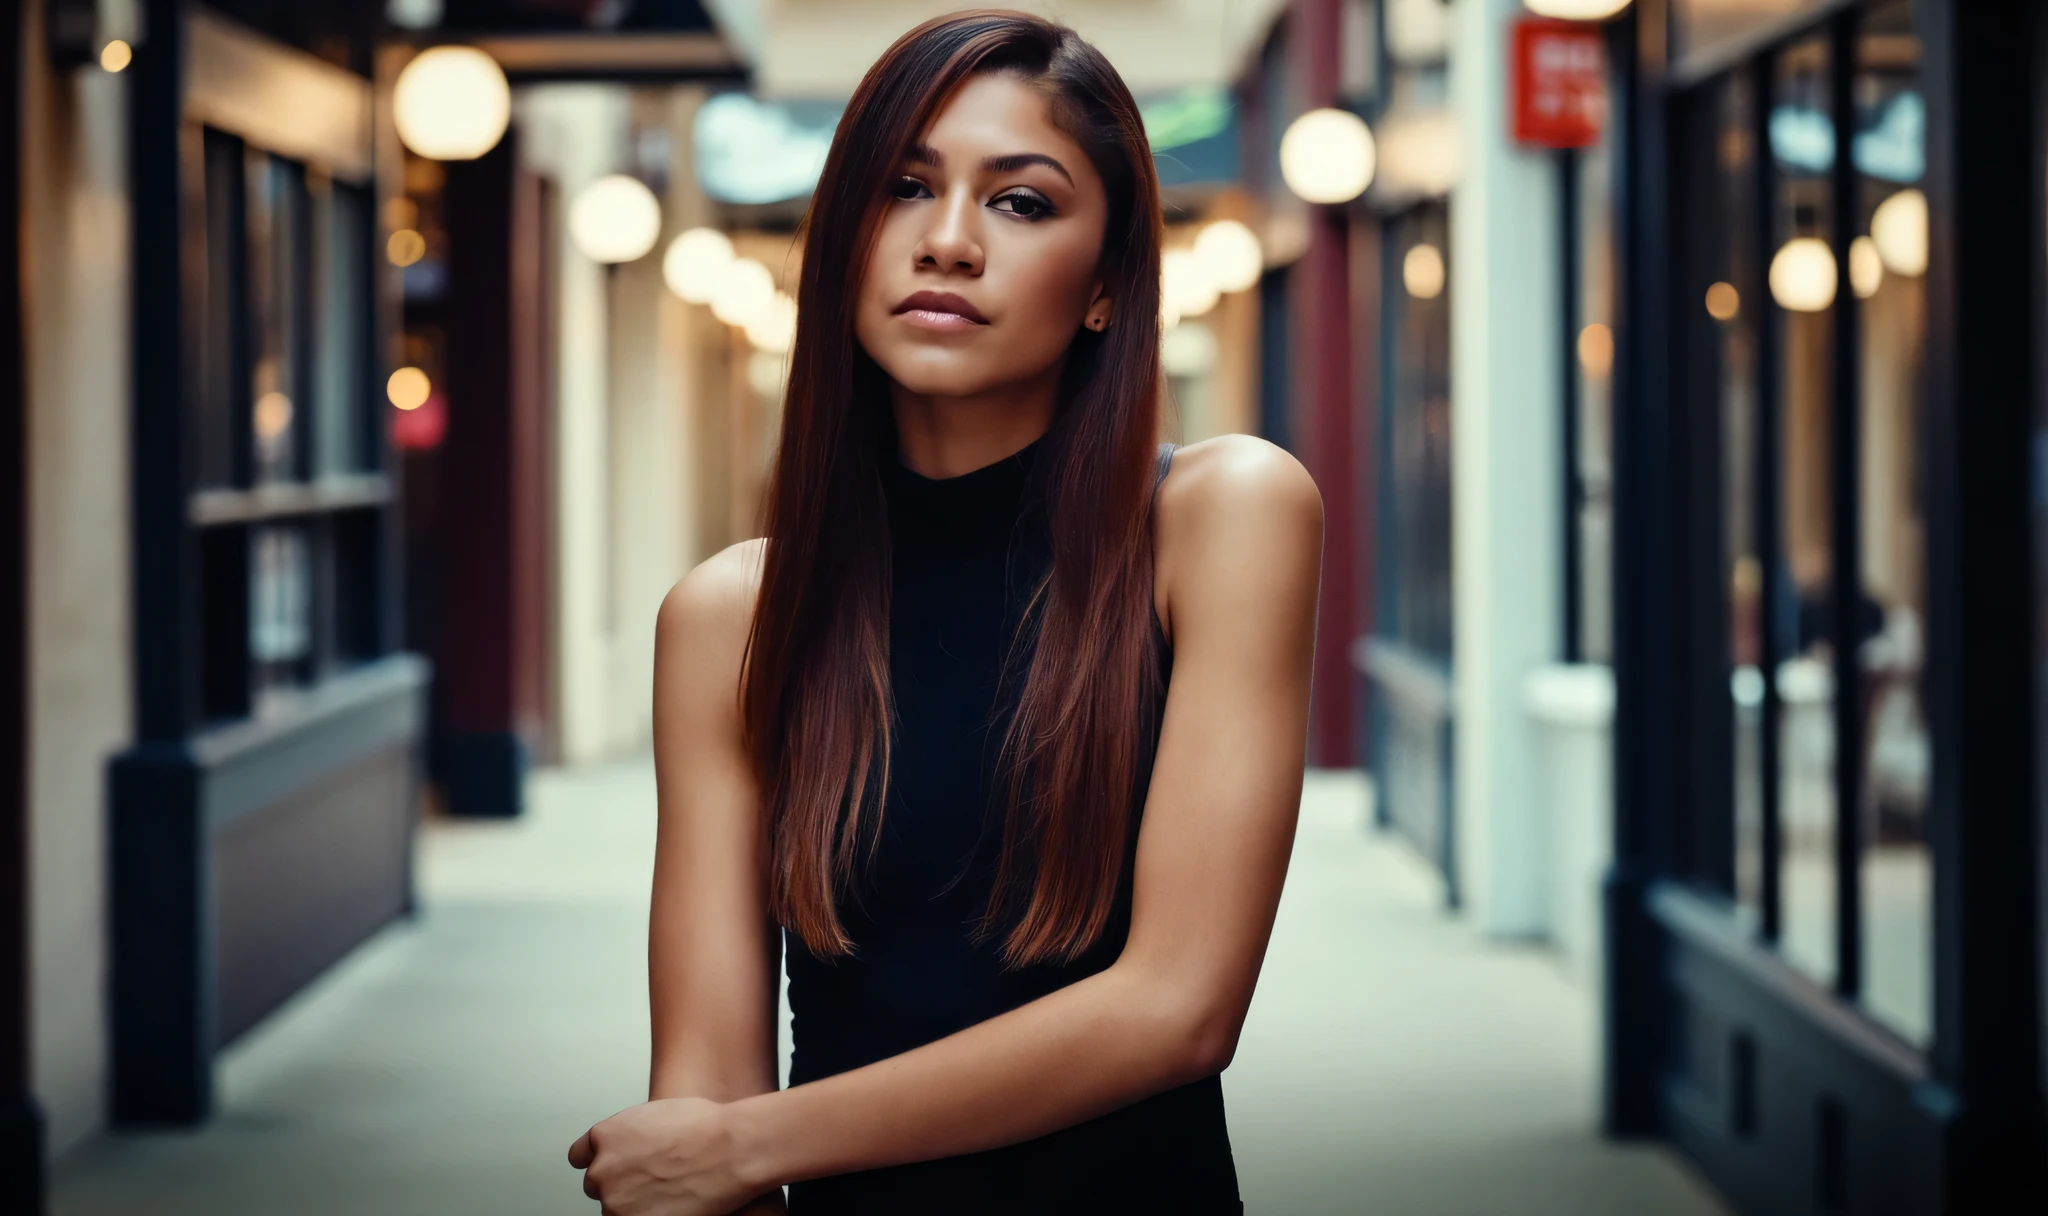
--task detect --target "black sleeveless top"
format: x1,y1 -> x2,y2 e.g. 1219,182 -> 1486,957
782,438 -> 1241,1215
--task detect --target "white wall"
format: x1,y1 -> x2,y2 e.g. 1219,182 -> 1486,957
1448,0 -> 1564,937
518,87 -> 713,764
21,6 -> 133,1156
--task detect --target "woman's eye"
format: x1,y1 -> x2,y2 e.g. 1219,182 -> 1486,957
890,177 -> 932,201
991,191 -> 1054,220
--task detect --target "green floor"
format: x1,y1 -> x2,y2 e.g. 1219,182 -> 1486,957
52,766 -> 1728,1216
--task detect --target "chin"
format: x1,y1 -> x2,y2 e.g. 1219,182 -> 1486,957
876,350 -> 1010,399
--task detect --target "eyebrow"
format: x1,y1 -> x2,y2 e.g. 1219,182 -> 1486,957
905,144 -> 1074,185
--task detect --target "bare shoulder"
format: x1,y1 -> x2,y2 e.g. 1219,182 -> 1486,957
1153,435 -> 1322,637
1156,434 -> 1322,550
656,539 -> 768,703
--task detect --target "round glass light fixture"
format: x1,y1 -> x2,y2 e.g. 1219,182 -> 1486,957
746,292 -> 799,354
569,175 -> 662,265
1191,220 -> 1263,294
393,46 -> 510,162
1279,108 -> 1377,205
1769,237 -> 1837,313
1849,235 -> 1884,299
1403,244 -> 1446,300
1163,249 -> 1221,321
1705,281 -> 1740,321
100,40 -> 133,73
1870,188 -> 1928,277
711,258 -> 778,329
1523,0 -> 1632,19
663,228 -> 737,303
388,367 -> 432,411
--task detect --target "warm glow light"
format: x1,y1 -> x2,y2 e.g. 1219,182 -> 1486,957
1769,237 -> 1837,313
1523,0 -> 1632,19
1191,220 -> 1264,294
711,258 -> 777,329
1577,323 -> 1615,379
1403,244 -> 1445,299
745,292 -> 799,353
100,40 -> 133,73
1163,249 -> 1221,320
387,367 -> 432,411
1849,236 -> 1884,299
1279,108 -> 1377,205
569,175 -> 662,265
1162,321 -> 1219,378
663,228 -> 736,303
254,392 -> 293,441
747,350 -> 788,399
393,46 -> 511,162
1871,188 -> 1928,277
1705,281 -> 1740,321
387,229 -> 427,267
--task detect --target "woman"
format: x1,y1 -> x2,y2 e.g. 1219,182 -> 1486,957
569,11 -> 1321,1214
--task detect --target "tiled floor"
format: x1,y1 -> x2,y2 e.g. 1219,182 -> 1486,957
52,764 -> 1728,1216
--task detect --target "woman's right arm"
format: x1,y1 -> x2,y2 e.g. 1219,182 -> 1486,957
646,540 -> 786,1214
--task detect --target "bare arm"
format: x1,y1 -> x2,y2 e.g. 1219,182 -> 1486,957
645,541 -> 786,1212
726,435 -> 1321,1187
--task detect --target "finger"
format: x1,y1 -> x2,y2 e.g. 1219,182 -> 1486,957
582,1168 -> 602,1202
568,1130 -> 593,1169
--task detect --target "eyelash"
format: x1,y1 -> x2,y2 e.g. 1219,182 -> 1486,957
888,177 -> 1057,221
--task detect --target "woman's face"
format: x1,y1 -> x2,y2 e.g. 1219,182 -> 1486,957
855,72 -> 1112,400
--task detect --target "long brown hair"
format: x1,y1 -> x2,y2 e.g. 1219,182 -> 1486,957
744,11 -> 1164,969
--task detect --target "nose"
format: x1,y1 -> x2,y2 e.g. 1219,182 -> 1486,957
913,186 -> 984,276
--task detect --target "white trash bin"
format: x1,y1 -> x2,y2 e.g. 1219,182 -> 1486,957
1522,663 -> 1616,986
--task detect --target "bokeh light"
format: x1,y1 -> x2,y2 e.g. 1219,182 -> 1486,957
387,367 -> 432,411
1403,244 -> 1446,300
663,228 -> 737,304
393,47 -> 511,162
1769,238 -> 1837,313
568,175 -> 662,265
1279,108 -> 1377,205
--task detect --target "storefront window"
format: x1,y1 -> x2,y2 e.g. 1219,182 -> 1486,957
1770,34 -> 1839,988
1852,0 -> 1930,1046
1382,202 -> 1452,659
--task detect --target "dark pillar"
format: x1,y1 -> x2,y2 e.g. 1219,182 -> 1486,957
437,133 -> 550,817
1920,0 -> 2045,1207
2,0 -> 48,1206
1603,2 -> 1672,1140
1292,0 -> 1359,768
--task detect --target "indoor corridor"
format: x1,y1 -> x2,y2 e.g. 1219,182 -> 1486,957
48,768 -> 1728,1216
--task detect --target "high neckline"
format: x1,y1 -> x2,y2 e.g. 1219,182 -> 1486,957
882,436 -> 1044,554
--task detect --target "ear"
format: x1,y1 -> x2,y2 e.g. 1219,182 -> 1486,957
1083,285 -> 1115,333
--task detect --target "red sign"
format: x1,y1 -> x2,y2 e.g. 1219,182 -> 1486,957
1512,19 -> 1606,149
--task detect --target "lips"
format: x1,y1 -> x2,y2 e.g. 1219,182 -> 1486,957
892,290 -> 989,329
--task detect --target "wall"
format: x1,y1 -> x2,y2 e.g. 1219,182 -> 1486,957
519,86 -> 722,764
1448,0 -> 1563,936
20,5 -> 134,1156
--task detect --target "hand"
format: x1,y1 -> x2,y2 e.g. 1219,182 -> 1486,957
568,1097 -> 771,1216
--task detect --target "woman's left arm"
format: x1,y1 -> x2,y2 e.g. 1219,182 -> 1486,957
576,437 -> 1321,1211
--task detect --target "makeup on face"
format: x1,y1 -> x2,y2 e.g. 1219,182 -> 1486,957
854,73 -> 1110,402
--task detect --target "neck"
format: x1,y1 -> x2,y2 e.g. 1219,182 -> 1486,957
888,362 -> 1062,479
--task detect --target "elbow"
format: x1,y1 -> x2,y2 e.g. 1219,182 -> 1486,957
1172,998 -> 1243,1082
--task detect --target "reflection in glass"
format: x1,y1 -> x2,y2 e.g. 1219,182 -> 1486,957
249,152 -> 306,485
1854,0 -> 1930,1046
1771,36 -> 1837,987
1576,116 -> 1616,664
1702,72 -> 1765,924
1384,203 -> 1452,659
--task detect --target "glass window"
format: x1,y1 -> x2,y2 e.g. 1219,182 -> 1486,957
1382,202 -> 1452,660
1574,118 -> 1617,666
248,152 -> 307,485
1770,34 -> 1837,988
313,178 -> 371,476
1852,0 -> 1930,1046
1690,69 -> 1766,924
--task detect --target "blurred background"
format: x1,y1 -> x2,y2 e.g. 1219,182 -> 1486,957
3,0 -> 2043,1213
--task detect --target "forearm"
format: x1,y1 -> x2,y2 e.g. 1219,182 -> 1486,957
727,962 -> 1217,1189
